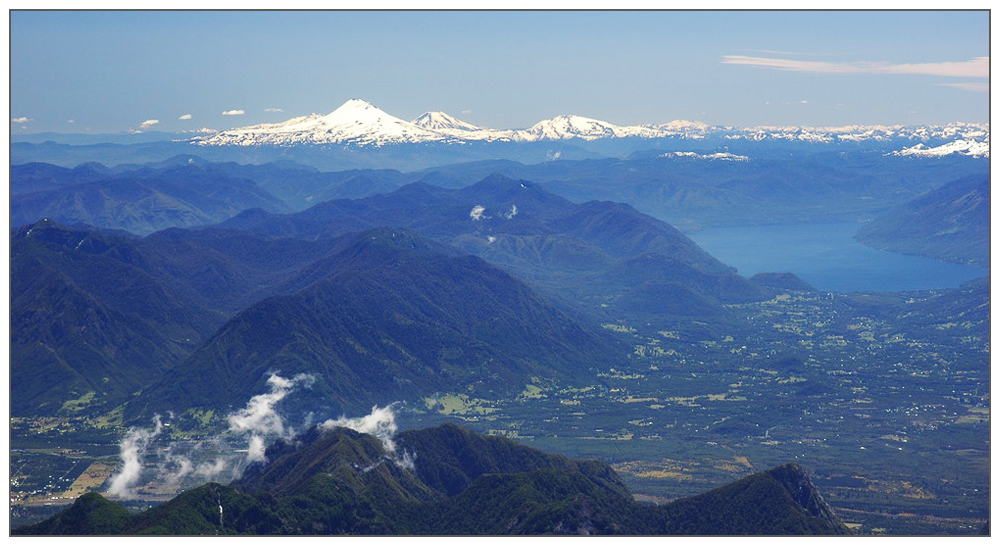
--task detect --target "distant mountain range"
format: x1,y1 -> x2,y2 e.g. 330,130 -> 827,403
15,423 -> 850,535
193,99 -> 989,155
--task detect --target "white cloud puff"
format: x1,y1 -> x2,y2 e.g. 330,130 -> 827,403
11,116 -> 31,123
178,114 -> 193,120
139,119 -> 160,129
264,107 -> 283,112
222,109 -> 246,116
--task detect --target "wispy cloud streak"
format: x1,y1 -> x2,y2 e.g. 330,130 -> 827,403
722,55 -> 989,78
937,82 -> 989,93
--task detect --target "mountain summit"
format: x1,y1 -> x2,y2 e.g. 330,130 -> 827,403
412,111 -> 483,133
198,99 -> 447,147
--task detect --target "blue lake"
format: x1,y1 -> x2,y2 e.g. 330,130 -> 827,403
686,222 -> 989,293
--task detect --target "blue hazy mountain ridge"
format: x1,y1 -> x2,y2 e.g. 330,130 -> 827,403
854,174 -> 989,267
15,423 -> 849,535
10,161 -> 113,194
10,163 -> 290,235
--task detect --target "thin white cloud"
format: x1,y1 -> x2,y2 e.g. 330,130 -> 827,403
11,116 -> 31,123
721,55 -> 989,78
744,49 -> 837,57
264,107 -> 283,112
937,82 -> 989,93
182,127 -> 218,134
179,114 -> 193,120
461,109 -> 473,114
222,109 -> 246,116
139,119 -> 160,129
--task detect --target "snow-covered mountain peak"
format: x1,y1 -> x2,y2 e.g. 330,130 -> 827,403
196,99 -> 446,147
412,111 -> 483,132
338,98 -> 379,111
524,114 -> 662,141
316,99 -> 415,130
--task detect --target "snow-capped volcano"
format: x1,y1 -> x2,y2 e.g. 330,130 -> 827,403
410,111 -> 517,141
412,111 -> 483,132
520,114 -> 663,141
198,99 -> 448,147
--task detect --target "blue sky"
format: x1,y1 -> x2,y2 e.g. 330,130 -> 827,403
9,10 -> 990,134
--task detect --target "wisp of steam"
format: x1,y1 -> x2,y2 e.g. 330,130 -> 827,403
227,372 -> 315,462
106,415 -> 162,499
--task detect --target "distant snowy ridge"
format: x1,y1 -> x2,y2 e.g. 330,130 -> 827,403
194,99 -> 990,149
723,123 -> 989,144
659,151 -> 750,161
890,139 -> 990,158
